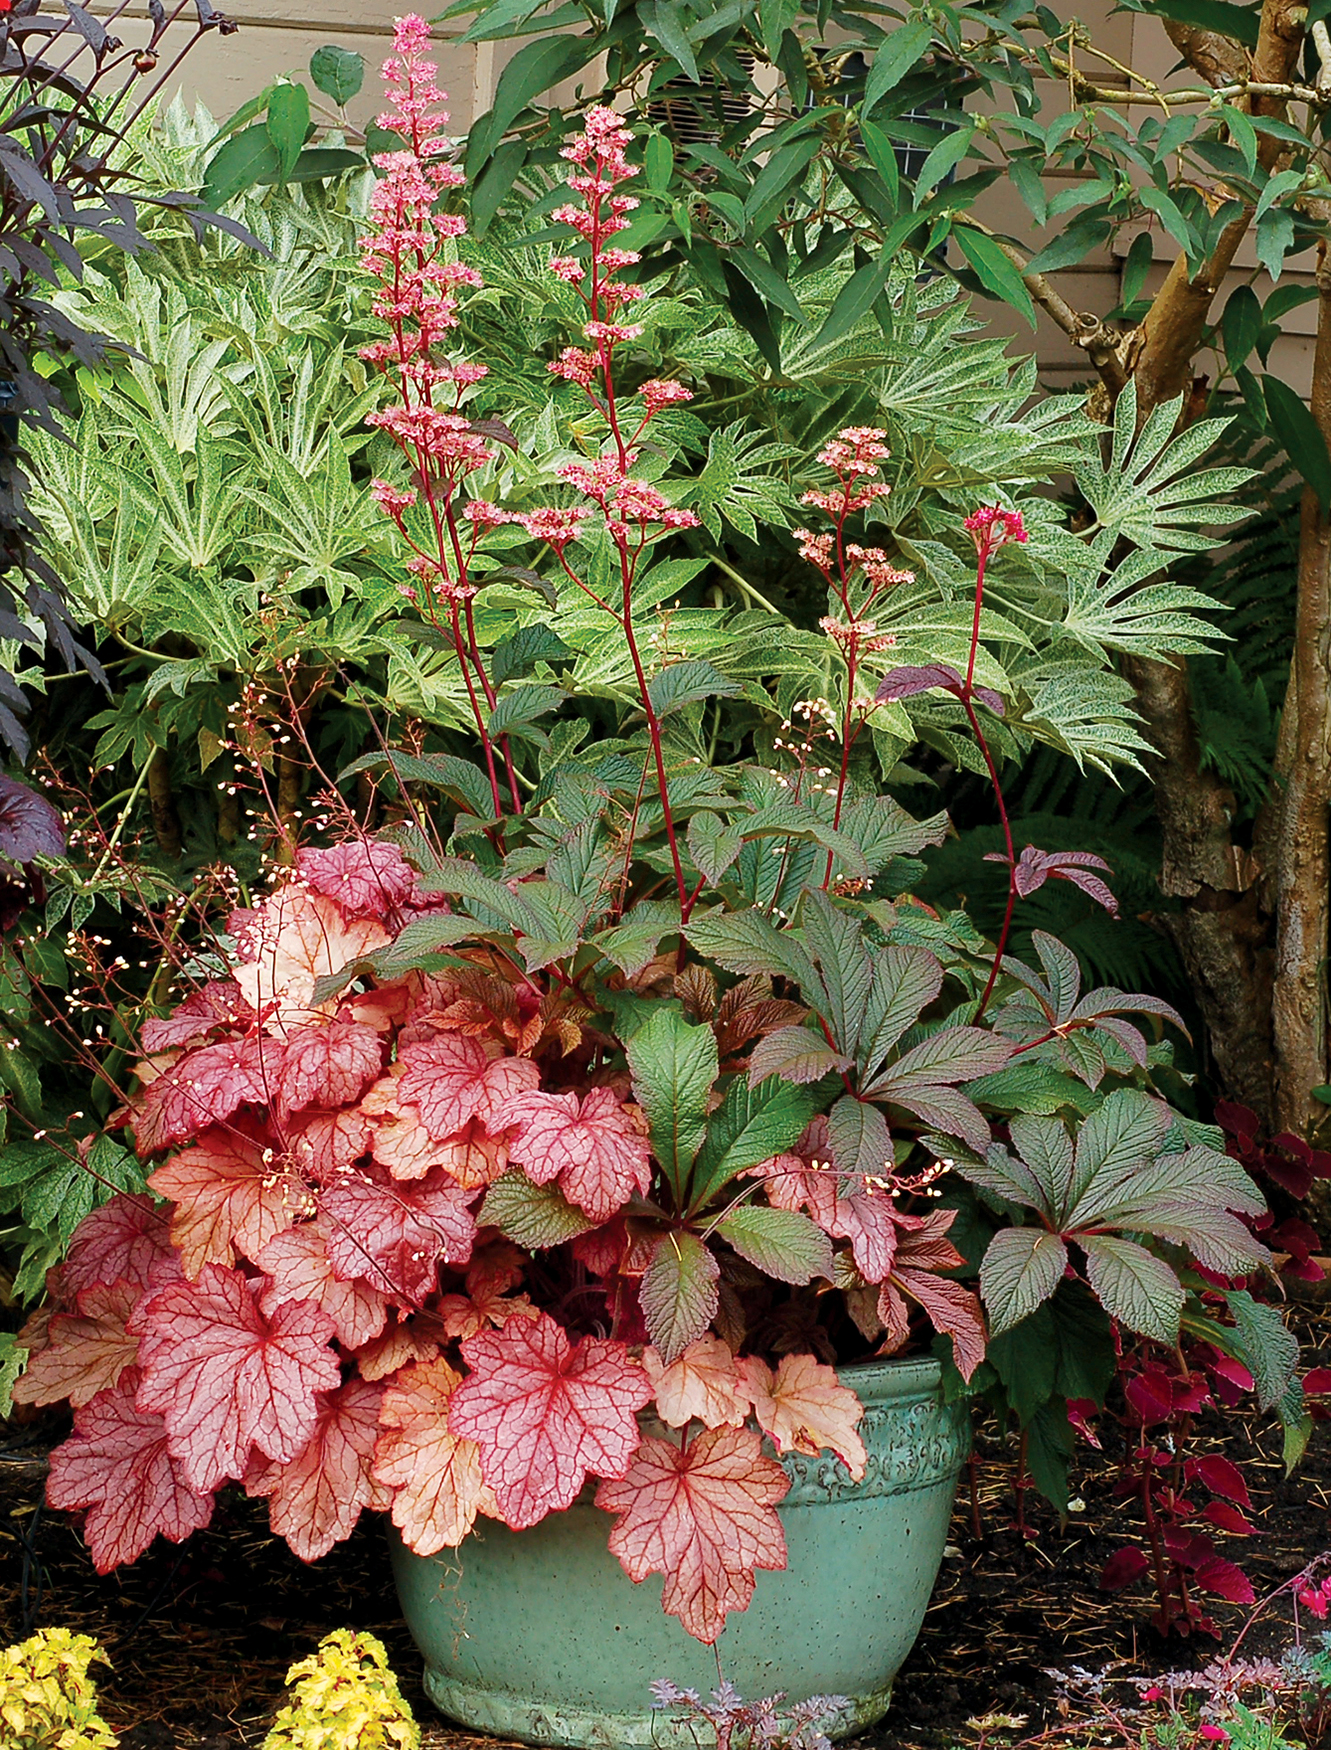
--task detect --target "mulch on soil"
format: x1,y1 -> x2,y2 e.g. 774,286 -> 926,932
3,1306 -> 1328,1750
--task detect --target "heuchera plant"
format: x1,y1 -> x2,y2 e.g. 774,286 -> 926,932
13,19 -> 1298,1647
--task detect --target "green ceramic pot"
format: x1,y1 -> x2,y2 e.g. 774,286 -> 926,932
391,1355 -> 969,1749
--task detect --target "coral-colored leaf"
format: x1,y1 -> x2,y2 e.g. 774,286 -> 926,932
397,1036 -> 539,1140
365,1070 -> 508,1185
356,1313 -> 441,1381
231,887 -> 390,1029
498,1086 -> 652,1222
13,1279 -> 140,1409
373,1357 -> 495,1554
256,1216 -> 390,1349
449,1311 -> 651,1529
133,1035 -> 270,1154
321,1164 -> 476,1301
737,1352 -> 866,1480
298,840 -> 419,921
46,1368 -> 214,1573
149,1122 -> 297,1277
245,1376 -> 385,1562
61,1193 -> 180,1297
135,1263 -> 340,1493
141,980 -> 253,1053
596,1426 -> 789,1644
275,1019 -> 383,1118
644,1336 -> 751,1429
438,1244 -> 537,1339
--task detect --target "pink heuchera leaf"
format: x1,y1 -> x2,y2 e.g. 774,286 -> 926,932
321,1164 -> 477,1301
275,1019 -> 384,1118
363,1069 -> 509,1186
141,980 -> 254,1053
135,1263 -> 340,1493
61,1193 -> 181,1297
231,887 -> 390,1029
644,1336 -> 752,1430
13,1279 -> 140,1409
245,1376 -> 385,1562
297,840 -> 419,921
287,1108 -> 374,1182
736,1353 -> 866,1481
397,1036 -> 539,1141
497,1086 -> 652,1223
596,1426 -> 789,1643
256,1216 -> 390,1349
149,1121 -> 298,1278
133,1035 -> 269,1154
373,1356 -> 496,1554
448,1311 -> 651,1529
46,1367 -> 214,1573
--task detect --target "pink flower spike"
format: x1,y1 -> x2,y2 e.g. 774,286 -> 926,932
640,379 -> 693,415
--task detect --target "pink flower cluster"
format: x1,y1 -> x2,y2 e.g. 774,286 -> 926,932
963,504 -> 1028,553
800,425 -> 892,516
1298,1575 -> 1331,1617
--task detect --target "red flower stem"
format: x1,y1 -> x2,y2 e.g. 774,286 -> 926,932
449,600 -> 504,818
963,694 -> 1016,1020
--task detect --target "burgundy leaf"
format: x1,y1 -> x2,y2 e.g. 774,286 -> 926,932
1192,1554 -> 1255,1604
1187,1453 -> 1251,1507
0,774 -> 65,864
1098,1546 -> 1150,1591
985,846 -> 1119,917
1199,1500 -> 1257,1536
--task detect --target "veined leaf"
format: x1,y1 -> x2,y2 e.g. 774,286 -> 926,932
826,1093 -> 891,1179
980,1228 -> 1067,1336
479,1172 -> 596,1249
689,1074 -> 817,1208
626,1008 -> 718,1206
1080,1234 -> 1184,1344
640,1232 -> 720,1361
714,1205 -> 834,1285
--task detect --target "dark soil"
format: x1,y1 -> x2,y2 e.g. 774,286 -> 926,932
2,1306 -> 1328,1750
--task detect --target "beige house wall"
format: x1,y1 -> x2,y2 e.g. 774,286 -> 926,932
148,3 -> 1310,395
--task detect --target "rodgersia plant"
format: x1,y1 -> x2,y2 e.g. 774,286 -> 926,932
12,19 -> 1303,1649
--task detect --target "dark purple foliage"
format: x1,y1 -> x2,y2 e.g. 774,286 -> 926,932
874,662 -> 1005,716
983,846 -> 1119,917
0,773 -> 63,865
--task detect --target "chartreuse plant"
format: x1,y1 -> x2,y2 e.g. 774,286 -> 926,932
13,20 -> 1300,1649
0,1629 -> 117,1750
263,1631 -> 418,1750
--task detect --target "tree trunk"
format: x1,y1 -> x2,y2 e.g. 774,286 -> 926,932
147,748 -> 182,861
1269,238 -> 1331,1130
1092,0 -> 1309,1123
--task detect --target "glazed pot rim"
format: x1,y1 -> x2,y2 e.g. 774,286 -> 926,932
834,1352 -> 945,1406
